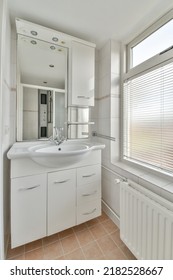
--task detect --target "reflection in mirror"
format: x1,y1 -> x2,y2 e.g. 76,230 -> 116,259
17,34 -> 67,141
54,91 -> 67,139
22,86 -> 67,140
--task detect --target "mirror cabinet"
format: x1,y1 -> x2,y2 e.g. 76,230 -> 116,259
16,18 -> 95,141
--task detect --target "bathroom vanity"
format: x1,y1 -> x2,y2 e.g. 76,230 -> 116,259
8,141 -> 104,248
8,18 -> 103,249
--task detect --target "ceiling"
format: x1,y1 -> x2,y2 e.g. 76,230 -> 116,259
8,0 -> 173,48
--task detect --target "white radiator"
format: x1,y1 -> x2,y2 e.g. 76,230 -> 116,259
120,180 -> 173,260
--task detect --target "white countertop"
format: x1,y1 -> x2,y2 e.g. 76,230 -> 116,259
7,140 -> 105,160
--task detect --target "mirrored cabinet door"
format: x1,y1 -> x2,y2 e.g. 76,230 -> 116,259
16,33 -> 68,141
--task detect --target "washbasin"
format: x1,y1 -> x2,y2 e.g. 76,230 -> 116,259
28,141 -> 90,167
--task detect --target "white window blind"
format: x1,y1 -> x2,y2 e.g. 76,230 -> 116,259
123,60 -> 173,174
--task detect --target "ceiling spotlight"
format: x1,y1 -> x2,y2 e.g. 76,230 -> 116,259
31,30 -> 38,36
52,37 -> 58,42
49,64 -> 54,68
50,46 -> 56,50
31,40 -> 37,45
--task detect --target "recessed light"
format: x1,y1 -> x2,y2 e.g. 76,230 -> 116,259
49,64 -> 54,68
31,40 -> 37,45
50,46 -> 56,50
52,37 -> 58,42
31,30 -> 38,36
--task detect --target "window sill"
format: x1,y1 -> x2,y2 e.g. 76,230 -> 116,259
111,160 -> 173,203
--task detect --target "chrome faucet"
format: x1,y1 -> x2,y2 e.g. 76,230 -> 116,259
49,127 -> 65,145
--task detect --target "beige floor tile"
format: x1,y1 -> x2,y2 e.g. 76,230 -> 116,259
89,223 -> 107,239
73,223 -> 87,233
96,235 -> 118,255
56,256 -> 65,260
61,234 -> 79,254
25,239 -> 42,252
42,233 -> 59,246
102,219 -> 118,234
43,240 -> 63,260
86,218 -> 100,228
25,247 -> 44,260
104,247 -> 127,260
58,228 -> 74,239
8,254 -> 25,260
75,228 -> 95,246
110,230 -> 124,247
97,212 -> 109,223
64,248 -> 85,260
7,244 -> 25,259
120,244 -> 136,260
82,241 -> 104,260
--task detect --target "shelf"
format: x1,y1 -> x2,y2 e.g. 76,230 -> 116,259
67,122 -> 95,125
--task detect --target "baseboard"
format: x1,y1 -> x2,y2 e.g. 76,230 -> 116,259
102,200 -> 120,228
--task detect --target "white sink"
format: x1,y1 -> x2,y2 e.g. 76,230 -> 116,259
7,140 -> 105,167
28,142 -> 90,167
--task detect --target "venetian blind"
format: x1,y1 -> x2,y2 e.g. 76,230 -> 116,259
123,60 -> 173,174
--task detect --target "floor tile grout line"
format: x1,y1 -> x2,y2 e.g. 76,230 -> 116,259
71,228 -> 87,260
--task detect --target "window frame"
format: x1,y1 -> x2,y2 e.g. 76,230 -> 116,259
126,9 -> 173,79
122,8 -> 173,177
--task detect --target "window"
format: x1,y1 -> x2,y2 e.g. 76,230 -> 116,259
123,10 -> 173,175
132,19 -> 173,67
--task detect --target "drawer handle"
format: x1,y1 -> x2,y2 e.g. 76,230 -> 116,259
18,184 -> 40,191
54,179 -> 70,184
77,95 -> 91,99
83,208 -> 97,215
82,190 -> 97,197
82,173 -> 96,178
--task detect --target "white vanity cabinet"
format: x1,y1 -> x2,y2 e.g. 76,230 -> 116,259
47,169 -> 76,235
11,174 -> 47,248
9,146 -> 103,248
69,41 -> 95,107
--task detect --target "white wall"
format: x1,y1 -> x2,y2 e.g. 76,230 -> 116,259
91,40 -> 121,225
0,0 -> 13,259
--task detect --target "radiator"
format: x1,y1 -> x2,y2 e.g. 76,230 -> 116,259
120,180 -> 173,260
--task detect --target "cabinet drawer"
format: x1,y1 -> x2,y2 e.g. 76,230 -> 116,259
77,164 -> 101,186
77,199 -> 101,224
77,181 -> 101,204
48,169 -> 76,187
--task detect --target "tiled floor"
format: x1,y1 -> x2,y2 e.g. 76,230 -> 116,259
7,212 -> 136,260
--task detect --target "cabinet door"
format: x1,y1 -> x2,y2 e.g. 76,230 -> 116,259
70,41 -> 95,106
48,169 -> 76,235
11,174 -> 47,248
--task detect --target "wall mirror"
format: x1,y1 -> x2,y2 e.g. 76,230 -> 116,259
16,34 -> 68,141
